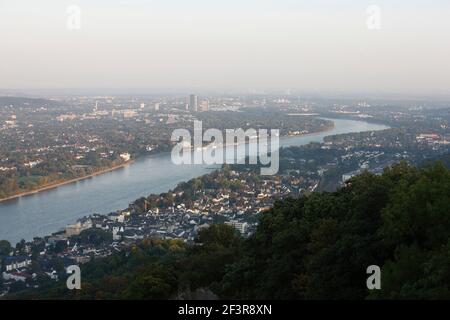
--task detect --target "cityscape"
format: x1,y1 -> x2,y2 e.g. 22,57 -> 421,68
1,93 -> 449,299
1,0 -> 450,312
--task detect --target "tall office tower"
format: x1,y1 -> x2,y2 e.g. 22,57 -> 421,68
154,103 -> 160,111
189,94 -> 198,112
199,99 -> 209,112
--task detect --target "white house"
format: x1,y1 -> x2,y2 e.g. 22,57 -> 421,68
2,256 -> 32,272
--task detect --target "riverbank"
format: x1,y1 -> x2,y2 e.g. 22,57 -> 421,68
0,120 -> 336,203
286,120 -> 335,138
0,161 -> 134,203
0,118 -> 390,244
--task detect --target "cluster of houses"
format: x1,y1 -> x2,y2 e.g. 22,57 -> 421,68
416,133 -> 450,148
0,169 -> 310,296
4,127 -> 447,296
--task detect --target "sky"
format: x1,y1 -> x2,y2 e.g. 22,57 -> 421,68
0,0 -> 449,96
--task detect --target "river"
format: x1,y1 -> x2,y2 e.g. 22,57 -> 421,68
0,118 -> 389,244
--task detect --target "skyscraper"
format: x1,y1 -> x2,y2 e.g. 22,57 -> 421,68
189,94 -> 198,112
199,99 -> 209,112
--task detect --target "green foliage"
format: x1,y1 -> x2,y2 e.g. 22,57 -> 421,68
220,162 -> 450,300
372,162 -> 450,299
178,224 -> 243,293
13,162 -> 450,300
73,228 -> 113,246
0,240 -> 12,256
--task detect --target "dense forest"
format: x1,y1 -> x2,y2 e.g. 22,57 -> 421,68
11,161 -> 450,299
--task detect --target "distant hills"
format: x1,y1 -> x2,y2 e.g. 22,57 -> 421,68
0,96 -> 59,108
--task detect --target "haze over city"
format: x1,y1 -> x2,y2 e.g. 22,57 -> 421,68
1,0 -> 450,308
1,0 -> 450,97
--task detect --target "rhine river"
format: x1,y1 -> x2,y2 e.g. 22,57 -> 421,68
0,118 -> 388,244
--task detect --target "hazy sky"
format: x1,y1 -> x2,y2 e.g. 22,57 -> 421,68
1,0 -> 450,96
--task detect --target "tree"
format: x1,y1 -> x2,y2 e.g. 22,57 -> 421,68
0,240 -> 12,256
15,239 -> 26,254
10,162 -> 450,300
74,228 -> 113,246
179,224 -> 243,293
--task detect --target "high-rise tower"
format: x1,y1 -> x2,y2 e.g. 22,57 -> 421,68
189,94 -> 198,112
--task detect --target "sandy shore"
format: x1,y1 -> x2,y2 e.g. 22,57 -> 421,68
0,161 -> 133,203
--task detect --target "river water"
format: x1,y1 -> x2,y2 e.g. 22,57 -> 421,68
0,118 -> 388,244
